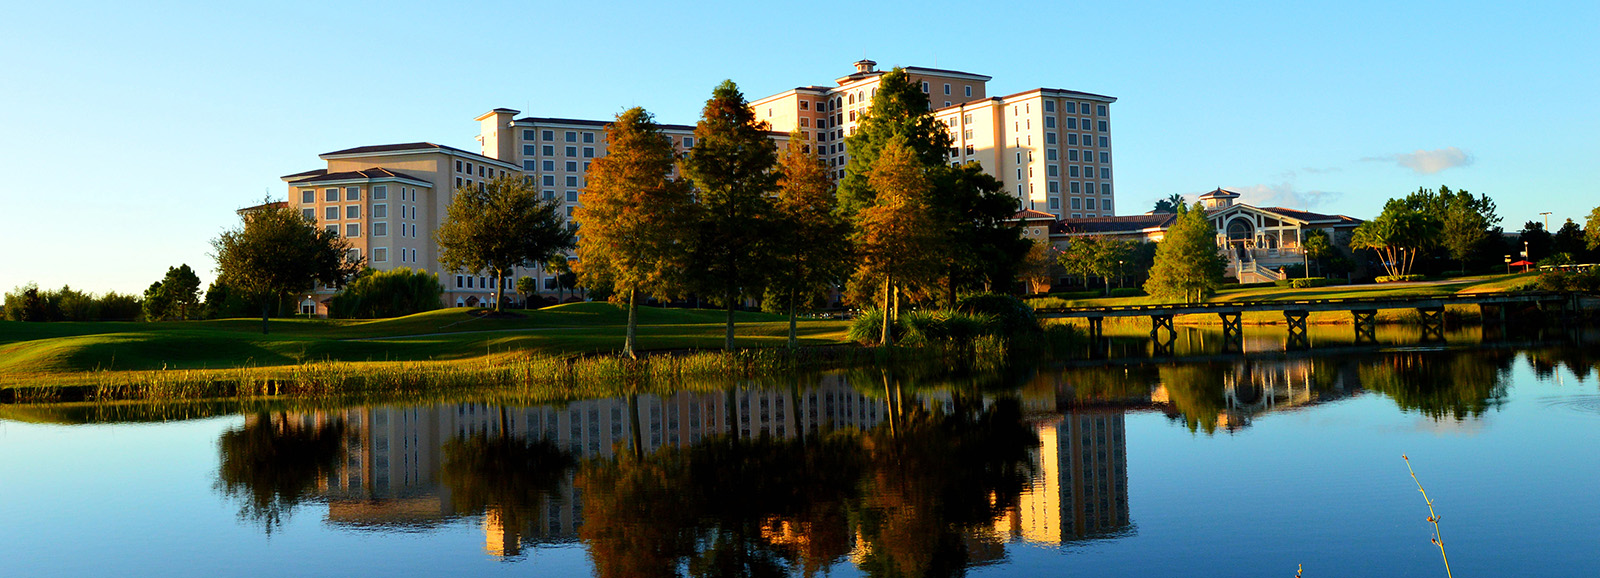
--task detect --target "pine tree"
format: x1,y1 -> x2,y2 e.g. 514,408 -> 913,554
682,80 -> 780,350
836,68 -> 953,218
574,108 -> 697,358
853,137 -> 946,345
1145,202 -> 1226,303
767,132 -> 851,348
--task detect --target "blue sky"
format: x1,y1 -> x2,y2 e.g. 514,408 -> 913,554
2,0 -> 1595,294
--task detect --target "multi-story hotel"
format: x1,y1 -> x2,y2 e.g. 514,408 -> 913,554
278,59 -> 1115,313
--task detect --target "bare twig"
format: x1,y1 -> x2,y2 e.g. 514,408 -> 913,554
1403,454 -> 1453,578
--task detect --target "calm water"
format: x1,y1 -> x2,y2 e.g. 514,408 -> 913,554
3,329 -> 1599,577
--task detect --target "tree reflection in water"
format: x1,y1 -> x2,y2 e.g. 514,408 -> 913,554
440,408 -> 576,559
1360,350 -> 1513,420
215,412 -> 346,533
576,389 -> 1038,578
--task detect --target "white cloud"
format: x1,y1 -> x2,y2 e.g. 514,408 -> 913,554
1229,182 -> 1342,209
1363,147 -> 1474,175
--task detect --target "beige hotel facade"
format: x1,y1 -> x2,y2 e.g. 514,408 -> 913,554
280,60 -> 1115,313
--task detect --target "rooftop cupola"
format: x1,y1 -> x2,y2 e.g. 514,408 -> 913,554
1198,188 -> 1240,209
854,59 -> 877,73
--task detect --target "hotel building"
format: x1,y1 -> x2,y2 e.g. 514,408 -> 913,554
279,59 -> 1114,313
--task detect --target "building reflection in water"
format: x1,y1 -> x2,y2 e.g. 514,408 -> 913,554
994,411 -> 1130,545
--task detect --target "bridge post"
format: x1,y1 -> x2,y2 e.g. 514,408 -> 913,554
1218,311 -> 1243,352
1351,309 -> 1377,344
1417,306 -> 1445,342
1283,310 -> 1309,349
1086,316 -> 1104,341
1151,314 -> 1176,355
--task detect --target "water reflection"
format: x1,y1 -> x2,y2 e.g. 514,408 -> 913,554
197,341 -> 1598,574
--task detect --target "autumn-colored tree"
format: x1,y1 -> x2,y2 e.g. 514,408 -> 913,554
853,137 -> 946,346
683,80 -> 780,350
1144,202 -> 1226,303
436,175 -> 574,313
767,132 -> 852,348
575,108 -> 698,358
1018,239 -> 1056,294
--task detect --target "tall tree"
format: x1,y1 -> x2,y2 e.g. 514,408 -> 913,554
934,163 -> 1028,303
1017,239 -> 1056,295
1587,206 -> 1600,252
1517,221 -> 1552,263
767,132 -> 851,348
1552,218 -> 1586,259
213,202 -> 361,333
575,108 -> 698,358
436,175 -> 575,313
141,265 -> 200,321
683,80 -> 781,350
1058,236 -> 1133,296
1145,202 -> 1226,303
836,68 -> 953,218
853,137 -> 946,346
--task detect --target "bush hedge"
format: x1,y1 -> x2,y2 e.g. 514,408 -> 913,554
1274,277 -> 1333,289
1375,274 -> 1427,283
956,293 -> 1040,336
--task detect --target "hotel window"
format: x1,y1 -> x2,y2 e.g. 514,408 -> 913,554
1085,166 -> 1096,178
566,176 -> 578,187
324,188 -> 338,202
542,145 -> 554,156
373,204 -> 387,218
1069,150 -> 1079,161
544,190 -> 556,200
1103,168 -> 1112,179
1065,102 -> 1077,114
325,223 -> 338,234
300,190 -> 314,203
345,223 -> 360,238
523,130 -> 536,141
346,205 -> 360,219
965,85 -> 972,97
566,161 -> 578,172
542,160 -> 554,171
373,222 -> 387,237
523,160 -> 536,170
583,147 -> 594,158
542,175 -> 555,186
523,144 -> 537,156
565,146 -> 577,157
1086,198 -> 1097,210
566,190 -> 578,202
583,132 -> 595,143
1086,182 -> 1097,194
455,275 -> 464,288
1098,120 -> 1108,132
542,130 -> 554,141
1071,198 -> 1082,210
1098,105 -> 1107,116
1047,148 -> 1058,161
1044,100 -> 1055,113
1049,197 -> 1060,210
1048,181 -> 1059,193
478,166 -> 485,177
302,208 -> 315,221
466,162 -> 473,174
565,131 -> 577,142
800,101 -> 809,110
372,185 -> 387,200
324,206 -> 339,220
1066,117 -> 1077,130
455,160 -> 462,172
965,144 -> 974,155
1103,199 -> 1113,212
566,206 -> 574,216
1046,132 -> 1057,145
1100,152 -> 1110,163
1045,116 -> 1056,129
800,118 -> 809,127
373,248 -> 387,262
1068,134 -> 1078,145
920,81 -> 929,92
1069,166 -> 1080,178
943,83 -> 951,95
1071,182 -> 1081,194
684,137 -> 694,147
1047,165 -> 1059,177
583,161 -> 590,172
944,101 -> 951,107
1099,136 -> 1109,147
963,129 -> 973,139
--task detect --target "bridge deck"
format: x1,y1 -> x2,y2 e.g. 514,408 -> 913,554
1035,292 -> 1572,319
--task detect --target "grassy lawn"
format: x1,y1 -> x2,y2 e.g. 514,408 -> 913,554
0,302 -> 852,380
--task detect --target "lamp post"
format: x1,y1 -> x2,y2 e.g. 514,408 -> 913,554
1504,255 -> 1512,275
1540,211 -> 1552,231
1118,260 -> 1124,289
1522,241 -> 1531,272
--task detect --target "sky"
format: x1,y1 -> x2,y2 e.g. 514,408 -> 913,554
1,0 -> 1596,295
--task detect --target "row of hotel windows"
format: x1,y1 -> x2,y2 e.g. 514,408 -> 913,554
454,159 -> 508,181
1047,197 -> 1111,211
1025,165 -> 1111,179
338,247 -> 414,264
520,131 -> 694,148
301,185 -> 416,204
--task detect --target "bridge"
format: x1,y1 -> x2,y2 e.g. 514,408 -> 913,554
1034,292 -> 1585,351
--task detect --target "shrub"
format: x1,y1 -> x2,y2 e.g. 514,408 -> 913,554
328,268 -> 444,319
956,293 -> 1040,335
1375,274 -> 1427,283
847,309 -> 902,345
903,310 -> 998,343
1107,287 -> 1146,298
1275,277 -> 1331,289
1537,270 -> 1600,292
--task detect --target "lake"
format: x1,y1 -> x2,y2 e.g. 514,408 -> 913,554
3,327 -> 1598,577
